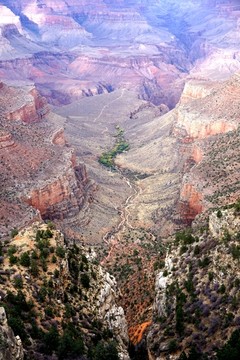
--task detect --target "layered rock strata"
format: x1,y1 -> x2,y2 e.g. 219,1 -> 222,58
176,73 -> 240,222
0,83 -> 93,239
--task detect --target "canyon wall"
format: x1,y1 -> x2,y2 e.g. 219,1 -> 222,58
0,307 -> 24,360
0,0 -> 239,107
175,73 -> 240,223
0,82 -> 93,239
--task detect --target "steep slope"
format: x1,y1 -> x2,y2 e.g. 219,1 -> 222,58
0,82 -> 93,240
147,203 -> 240,359
176,73 -> 240,222
0,222 -> 129,359
0,307 -> 24,360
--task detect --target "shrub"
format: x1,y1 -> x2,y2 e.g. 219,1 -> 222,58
42,326 -> 59,355
217,329 -> 240,360
169,339 -> 178,352
8,316 -> 27,341
194,245 -> 200,256
218,284 -> 226,294
58,329 -> 84,360
0,333 -> 7,350
45,306 -> 54,318
198,257 -> 210,268
54,269 -> 59,278
39,286 -> 48,302
92,340 -> 119,360
234,200 -> 240,215
11,228 -> 18,238
9,254 -> 18,265
30,259 -> 39,277
8,245 -> 17,256
81,273 -> 90,289
175,230 -> 195,245
46,221 -> 55,230
19,252 -> 31,267
231,245 -> 240,260
163,270 -> 168,277
208,272 -> 214,281
13,275 -> 23,289
56,246 -> 65,258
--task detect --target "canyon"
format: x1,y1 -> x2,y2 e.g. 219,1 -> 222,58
0,0 -> 240,359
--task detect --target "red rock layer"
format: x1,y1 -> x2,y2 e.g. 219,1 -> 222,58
0,130 -> 15,149
176,73 -> 240,224
26,160 -> 89,221
0,82 -> 48,123
179,183 -> 203,224
0,83 -> 92,238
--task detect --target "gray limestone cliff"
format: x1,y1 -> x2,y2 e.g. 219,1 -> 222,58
0,307 -> 24,360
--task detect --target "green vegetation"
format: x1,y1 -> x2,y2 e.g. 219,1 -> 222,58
91,340 -> 119,360
176,288 -> 186,335
99,125 -> 129,168
175,229 -> 195,246
217,329 -> 240,360
80,273 -> 90,289
19,251 -> 31,267
11,228 -> 18,238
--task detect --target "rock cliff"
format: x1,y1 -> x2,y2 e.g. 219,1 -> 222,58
0,307 -> 24,360
0,82 -> 48,123
1,0 -> 239,108
148,203 -> 240,359
0,82 -> 93,239
176,73 -> 240,222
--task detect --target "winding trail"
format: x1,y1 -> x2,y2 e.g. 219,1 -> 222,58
93,89 -> 126,123
101,170 -> 142,264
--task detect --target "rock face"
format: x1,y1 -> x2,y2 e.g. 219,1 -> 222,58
0,0 -> 240,107
175,73 -> 240,222
179,183 -> 203,224
0,130 -> 15,149
0,82 -> 93,239
148,204 -> 240,359
0,82 -> 48,123
26,157 -> 88,220
0,223 -> 130,359
0,307 -> 24,360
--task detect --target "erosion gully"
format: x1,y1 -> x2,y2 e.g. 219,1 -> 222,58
100,167 -> 163,359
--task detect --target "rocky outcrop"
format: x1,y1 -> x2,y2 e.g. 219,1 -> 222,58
148,204 -> 240,359
179,78 -> 215,105
209,206 -> 240,238
51,127 -> 66,145
97,270 -> 130,360
26,158 -> 89,220
175,108 -> 237,140
0,223 -> 130,359
0,82 -> 93,239
0,130 -> 15,149
0,307 -> 24,360
175,73 -> 240,225
0,82 -> 48,123
179,183 -> 203,224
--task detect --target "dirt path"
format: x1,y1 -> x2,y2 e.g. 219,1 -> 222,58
93,89 -> 126,123
100,170 -> 141,264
